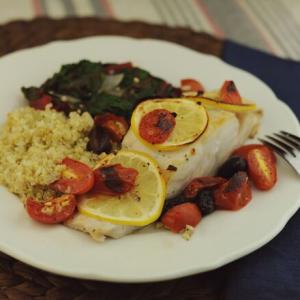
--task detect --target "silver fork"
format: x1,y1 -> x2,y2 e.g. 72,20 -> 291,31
258,131 -> 300,175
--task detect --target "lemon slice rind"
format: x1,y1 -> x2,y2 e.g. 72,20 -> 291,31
193,96 -> 257,112
78,150 -> 166,226
131,98 -> 209,151
198,90 -> 257,112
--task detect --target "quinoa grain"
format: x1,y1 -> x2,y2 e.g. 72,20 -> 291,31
0,107 -> 99,201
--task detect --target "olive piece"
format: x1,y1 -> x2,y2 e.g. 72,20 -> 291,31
195,189 -> 215,216
87,127 -> 113,154
217,155 -> 247,179
161,195 -> 190,215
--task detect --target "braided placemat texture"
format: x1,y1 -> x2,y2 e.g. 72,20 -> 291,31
0,17 -> 223,57
0,18 -> 226,300
0,252 -> 225,300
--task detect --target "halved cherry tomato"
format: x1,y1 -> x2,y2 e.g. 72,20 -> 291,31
184,176 -> 226,199
219,80 -> 242,104
233,144 -> 277,190
92,164 -> 138,196
181,79 -> 204,94
26,195 -> 77,224
247,147 -> 277,190
139,109 -> 176,144
233,144 -> 277,164
29,95 -> 52,110
94,113 -> 129,142
161,203 -> 202,233
105,62 -> 133,74
214,171 -> 252,210
53,158 -> 95,195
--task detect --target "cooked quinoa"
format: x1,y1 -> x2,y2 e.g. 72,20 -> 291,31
0,107 -> 99,201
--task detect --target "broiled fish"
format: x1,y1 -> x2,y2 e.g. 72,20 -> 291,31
123,109 -> 261,198
66,109 -> 261,241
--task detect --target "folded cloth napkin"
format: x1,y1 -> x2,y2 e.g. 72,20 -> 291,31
222,41 -> 300,300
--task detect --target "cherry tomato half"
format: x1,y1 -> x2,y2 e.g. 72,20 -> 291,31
53,158 -> 95,195
219,80 -> 242,104
94,113 -> 129,142
214,171 -> 252,211
29,95 -> 52,110
26,195 -> 77,224
184,176 -> 226,199
139,109 -> 176,144
247,147 -> 277,191
233,144 -> 277,164
92,164 -> 138,196
162,203 -> 202,233
233,144 -> 277,190
181,79 -> 204,93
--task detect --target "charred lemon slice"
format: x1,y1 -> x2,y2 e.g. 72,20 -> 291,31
203,90 -> 220,100
78,150 -> 166,226
131,98 -> 208,151
192,91 -> 257,112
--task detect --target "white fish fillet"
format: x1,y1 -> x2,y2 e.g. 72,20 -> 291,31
65,214 -> 136,242
66,109 -> 261,241
123,109 -> 261,198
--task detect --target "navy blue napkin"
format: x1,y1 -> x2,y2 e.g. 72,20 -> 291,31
222,41 -> 300,300
223,41 -> 300,119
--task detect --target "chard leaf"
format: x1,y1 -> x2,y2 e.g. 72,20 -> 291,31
21,87 -> 43,101
87,93 -> 133,118
42,60 -> 104,100
21,60 -> 180,117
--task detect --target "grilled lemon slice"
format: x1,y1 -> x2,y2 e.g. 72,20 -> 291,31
78,150 -> 166,226
131,98 -> 208,151
196,90 -> 257,112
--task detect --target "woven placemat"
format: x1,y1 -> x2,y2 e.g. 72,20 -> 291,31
0,17 -> 223,57
0,17 -> 226,300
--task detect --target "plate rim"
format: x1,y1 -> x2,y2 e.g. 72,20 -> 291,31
0,35 -> 299,283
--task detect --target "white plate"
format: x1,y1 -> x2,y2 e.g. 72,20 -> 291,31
0,36 -> 299,283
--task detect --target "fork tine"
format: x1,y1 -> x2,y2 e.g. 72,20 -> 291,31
280,131 -> 300,144
274,133 -> 300,150
266,135 -> 296,157
258,138 -> 287,156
